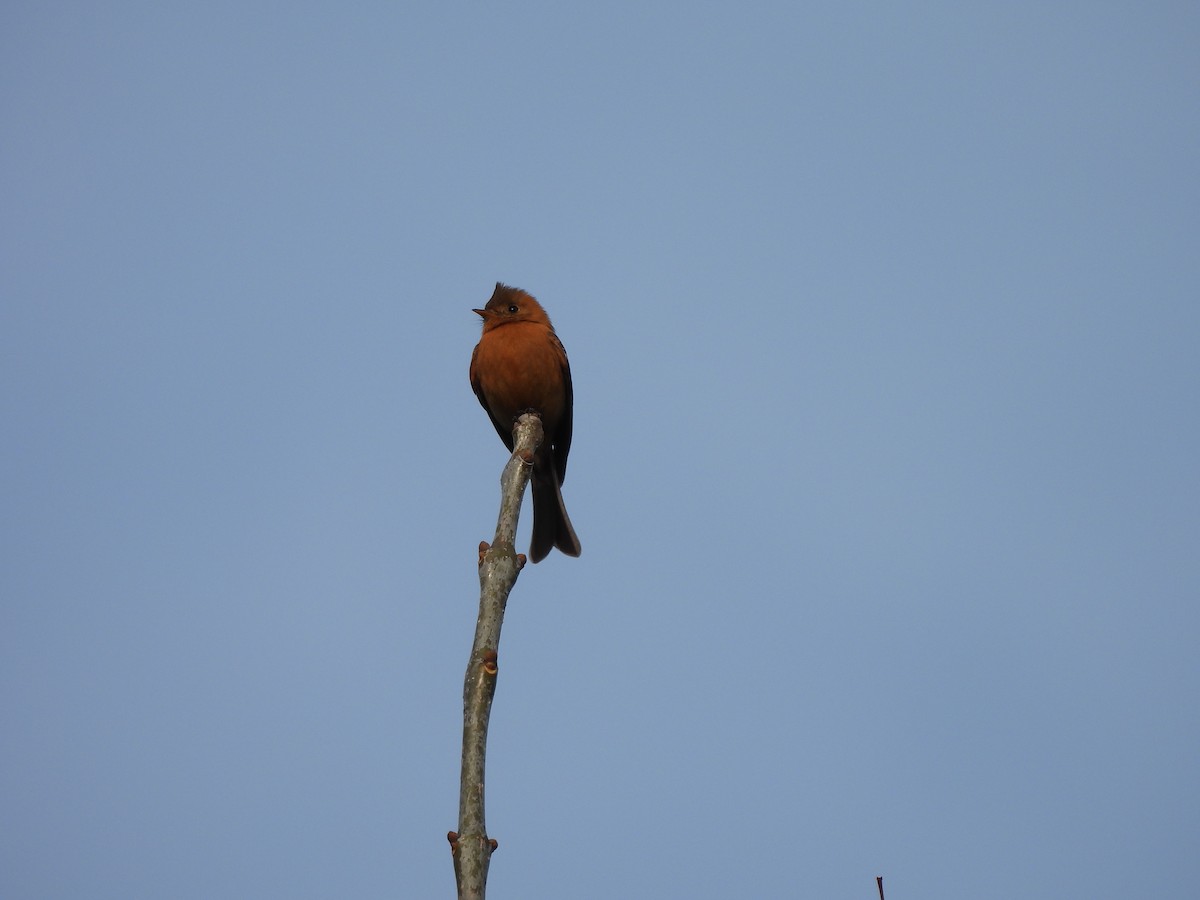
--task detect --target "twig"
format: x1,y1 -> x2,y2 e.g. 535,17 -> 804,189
451,414 -> 542,900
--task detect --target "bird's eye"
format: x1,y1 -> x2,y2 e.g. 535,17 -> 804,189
508,304 -> 519,314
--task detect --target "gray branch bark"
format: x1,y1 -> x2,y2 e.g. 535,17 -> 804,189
450,413 -> 542,900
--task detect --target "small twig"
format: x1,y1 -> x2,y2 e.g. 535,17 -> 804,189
876,875 -> 885,900
452,414 -> 543,900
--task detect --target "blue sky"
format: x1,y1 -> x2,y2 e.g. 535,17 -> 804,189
2,3 -> 1197,898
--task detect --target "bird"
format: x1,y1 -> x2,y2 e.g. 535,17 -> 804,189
469,283 -> 581,563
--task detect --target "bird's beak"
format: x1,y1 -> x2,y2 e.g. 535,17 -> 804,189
473,308 -> 487,318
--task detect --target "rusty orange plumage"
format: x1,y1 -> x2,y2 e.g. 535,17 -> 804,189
470,283 -> 581,563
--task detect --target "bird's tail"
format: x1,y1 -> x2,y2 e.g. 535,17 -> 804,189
529,461 -> 581,563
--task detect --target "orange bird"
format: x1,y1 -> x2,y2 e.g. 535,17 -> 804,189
470,283 -> 581,562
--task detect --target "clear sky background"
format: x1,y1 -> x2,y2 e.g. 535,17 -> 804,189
2,4 -> 1197,898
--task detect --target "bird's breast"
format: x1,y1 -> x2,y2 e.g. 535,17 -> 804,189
473,323 -> 567,423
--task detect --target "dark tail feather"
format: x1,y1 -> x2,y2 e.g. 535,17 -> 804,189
529,464 -> 581,563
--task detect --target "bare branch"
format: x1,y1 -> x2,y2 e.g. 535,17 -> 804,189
452,413 -> 543,899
